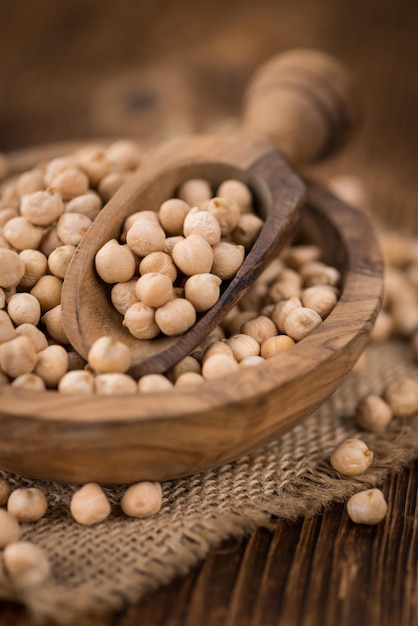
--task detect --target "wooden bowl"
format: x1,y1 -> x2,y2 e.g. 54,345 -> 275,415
0,148 -> 383,485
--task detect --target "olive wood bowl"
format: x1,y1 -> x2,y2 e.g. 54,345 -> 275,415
0,149 -> 383,484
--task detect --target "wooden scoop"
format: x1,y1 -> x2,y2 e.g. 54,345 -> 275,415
61,134 -> 305,377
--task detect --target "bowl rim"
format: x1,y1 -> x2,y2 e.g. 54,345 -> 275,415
0,180 -> 383,423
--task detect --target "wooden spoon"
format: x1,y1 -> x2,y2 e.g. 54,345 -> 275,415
61,134 -> 305,377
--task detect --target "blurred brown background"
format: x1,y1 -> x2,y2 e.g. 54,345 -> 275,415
0,0 -> 417,226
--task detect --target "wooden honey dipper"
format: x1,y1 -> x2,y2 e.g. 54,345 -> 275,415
61,48 -> 358,378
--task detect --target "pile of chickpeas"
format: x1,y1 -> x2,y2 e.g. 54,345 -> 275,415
97,180 -> 263,340
0,140 -> 342,395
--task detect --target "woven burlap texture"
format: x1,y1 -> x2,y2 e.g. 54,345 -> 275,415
0,339 -> 417,623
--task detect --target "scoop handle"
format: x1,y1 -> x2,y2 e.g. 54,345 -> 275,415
241,48 -> 359,165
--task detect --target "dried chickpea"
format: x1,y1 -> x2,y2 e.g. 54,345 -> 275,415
177,178 -> 212,207
138,374 -> 173,393
175,372 -> 205,387
0,510 -> 20,548
330,438 -> 373,476
39,225 -> 63,256
256,257 -> 284,285
11,373 -> 46,391
227,334 -> 260,362
111,280 -> 137,315
206,196 -> 240,235
271,296 -> 302,332
120,481 -> 162,518
0,233 -> 13,250
20,189 -> 64,226
211,242 -> 245,280
95,239 -> 136,283
268,278 -> 301,303
126,213 -> 166,257
155,298 -> 196,336
281,244 -> 322,270
94,373 -> 137,395
202,353 -> 239,380
231,213 -> 264,249
355,394 -> 393,432
217,179 -> 252,213
35,345 -> 68,388
7,293 -> 41,326
383,376 -> 418,417
0,336 -> 38,378
70,483 -> 111,526
65,192 -> 102,220
0,207 -> 19,227
183,207 -> 221,245
184,273 -> 221,312
3,541 -> 50,587
241,315 -> 277,345
0,310 -> 16,343
56,212 -> 92,246
123,302 -> 160,339
19,249 -> 48,288
77,147 -> 110,185
16,167 -> 45,198
135,273 -> 174,308
1,180 -> 18,204
260,334 -> 295,359
301,285 -> 338,318
158,198 -> 190,235
106,139 -> 142,171
41,305 -> 69,344
58,370 -> 95,395
30,275 -> 63,312
391,300 -> 418,337
201,340 -> 233,364
162,236 -> 183,257
122,210 -> 159,239
239,355 -> 265,368
7,487 -> 47,522
47,244 -> 76,278
300,261 -> 340,288
0,371 -> 9,385
139,251 -> 177,282
172,234 -> 213,275
168,355 -> 202,381
50,167 -> 89,200
346,488 -> 387,525
283,306 -> 322,341
0,287 -> 5,309
3,216 -> 43,251
15,324 -> 48,352
0,478 -> 11,506
88,336 -> 131,374
98,171 -> 129,202
44,156 -> 77,186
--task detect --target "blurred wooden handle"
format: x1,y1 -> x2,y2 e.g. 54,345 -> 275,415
241,48 -> 359,165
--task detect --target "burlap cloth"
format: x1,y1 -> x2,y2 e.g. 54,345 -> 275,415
0,339 -> 417,623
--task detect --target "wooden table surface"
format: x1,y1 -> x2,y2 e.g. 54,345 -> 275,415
0,0 -> 417,624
